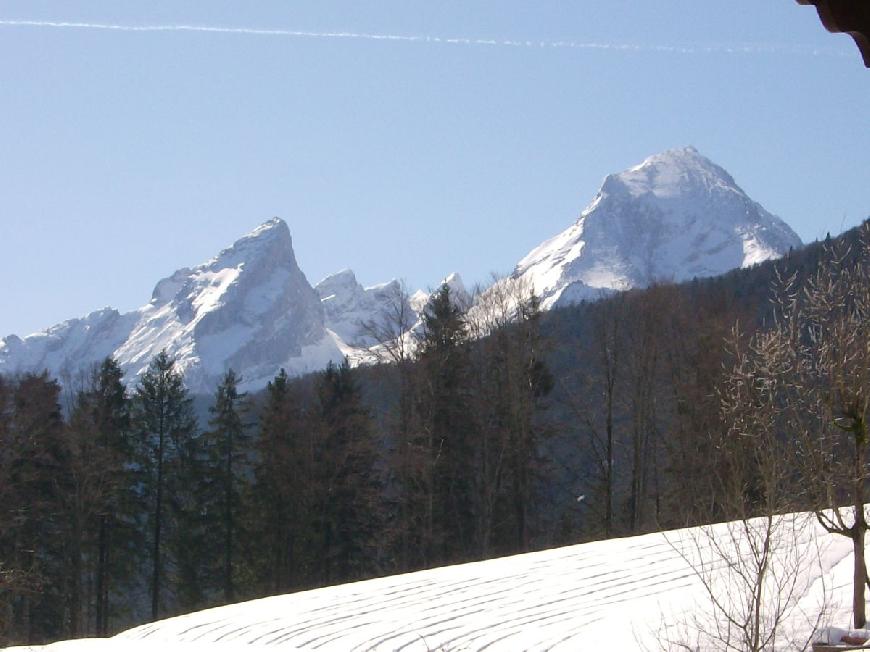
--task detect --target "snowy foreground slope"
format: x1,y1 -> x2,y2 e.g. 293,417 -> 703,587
13,512 -> 862,651
514,147 -> 802,308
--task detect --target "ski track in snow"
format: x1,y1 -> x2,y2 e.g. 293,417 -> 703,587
13,512 -> 860,651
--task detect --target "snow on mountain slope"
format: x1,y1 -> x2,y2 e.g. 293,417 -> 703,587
315,270 -> 472,364
0,308 -> 139,382
0,219 -> 344,393
314,270 -> 412,348
13,511 -> 856,651
515,147 -> 803,308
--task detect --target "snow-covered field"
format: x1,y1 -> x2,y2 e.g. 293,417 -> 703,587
12,512 -> 862,651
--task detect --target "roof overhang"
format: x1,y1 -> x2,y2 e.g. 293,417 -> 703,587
797,0 -> 870,67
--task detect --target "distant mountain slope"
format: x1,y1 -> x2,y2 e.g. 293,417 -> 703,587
0,219 -> 345,393
514,147 -> 802,308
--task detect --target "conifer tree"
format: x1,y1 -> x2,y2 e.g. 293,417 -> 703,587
315,360 -> 381,583
508,292 -> 553,549
202,369 -> 250,603
0,373 -> 68,644
132,350 -> 198,620
417,284 -> 477,563
64,357 -> 133,636
249,369 -> 314,593
92,357 -> 134,634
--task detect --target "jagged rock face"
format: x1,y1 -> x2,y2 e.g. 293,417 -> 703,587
314,270 -> 470,365
514,147 -> 803,308
0,218 -> 344,393
0,308 -> 138,382
315,270 -> 413,348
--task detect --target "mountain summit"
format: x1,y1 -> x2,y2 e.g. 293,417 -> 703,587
0,218 -> 345,393
514,147 -> 802,308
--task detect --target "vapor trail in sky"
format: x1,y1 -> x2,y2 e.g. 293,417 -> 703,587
0,18 -> 847,57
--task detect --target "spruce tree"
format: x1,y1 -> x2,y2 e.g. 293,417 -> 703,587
132,350 -> 198,620
202,369 -> 250,603
249,369 -> 313,593
418,284 -> 477,563
0,373 -> 68,644
315,360 -> 380,583
91,357 -> 134,635
64,357 -> 133,636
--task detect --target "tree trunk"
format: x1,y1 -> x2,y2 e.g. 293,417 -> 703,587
224,429 -> 234,603
853,525 -> 867,629
853,417 -> 867,629
605,382 -> 614,538
95,516 -> 107,636
151,411 -> 165,621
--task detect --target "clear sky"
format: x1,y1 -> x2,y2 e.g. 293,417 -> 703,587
1,1 -> 867,338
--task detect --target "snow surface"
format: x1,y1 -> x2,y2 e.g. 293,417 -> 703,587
514,147 -> 803,309
12,511 -> 864,651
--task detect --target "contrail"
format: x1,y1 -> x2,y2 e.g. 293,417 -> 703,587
0,18 -> 847,57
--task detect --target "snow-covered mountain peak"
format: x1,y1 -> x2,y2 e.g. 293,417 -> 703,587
514,147 -> 802,308
441,272 -> 471,307
1,218 -> 344,393
442,271 -> 464,290
408,273 -> 473,316
315,268 -> 361,301
610,145 -> 742,201
203,216 -> 295,270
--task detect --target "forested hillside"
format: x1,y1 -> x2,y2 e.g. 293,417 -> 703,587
1,220 -> 867,646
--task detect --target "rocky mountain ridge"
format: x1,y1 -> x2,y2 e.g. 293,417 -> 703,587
0,148 -> 803,392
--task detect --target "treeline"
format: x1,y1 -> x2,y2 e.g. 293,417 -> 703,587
0,282 -> 552,645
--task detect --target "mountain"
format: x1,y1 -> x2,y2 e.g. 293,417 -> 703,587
0,148 -> 805,391
315,269 -> 411,348
514,147 -> 803,308
0,215 -> 470,392
0,218 -> 346,393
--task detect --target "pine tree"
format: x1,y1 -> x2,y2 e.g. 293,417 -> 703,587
0,373 -> 68,644
417,284 -> 477,563
202,369 -> 250,603
315,360 -> 381,583
249,369 -> 313,593
90,357 -> 134,635
64,358 -> 134,636
132,350 -> 198,620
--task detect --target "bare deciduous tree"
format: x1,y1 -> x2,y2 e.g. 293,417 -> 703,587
782,225 -> 870,629
657,322 -> 831,651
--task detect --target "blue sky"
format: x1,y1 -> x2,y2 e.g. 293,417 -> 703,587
1,1 -> 867,337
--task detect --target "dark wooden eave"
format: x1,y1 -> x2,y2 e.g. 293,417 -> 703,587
797,0 -> 870,67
